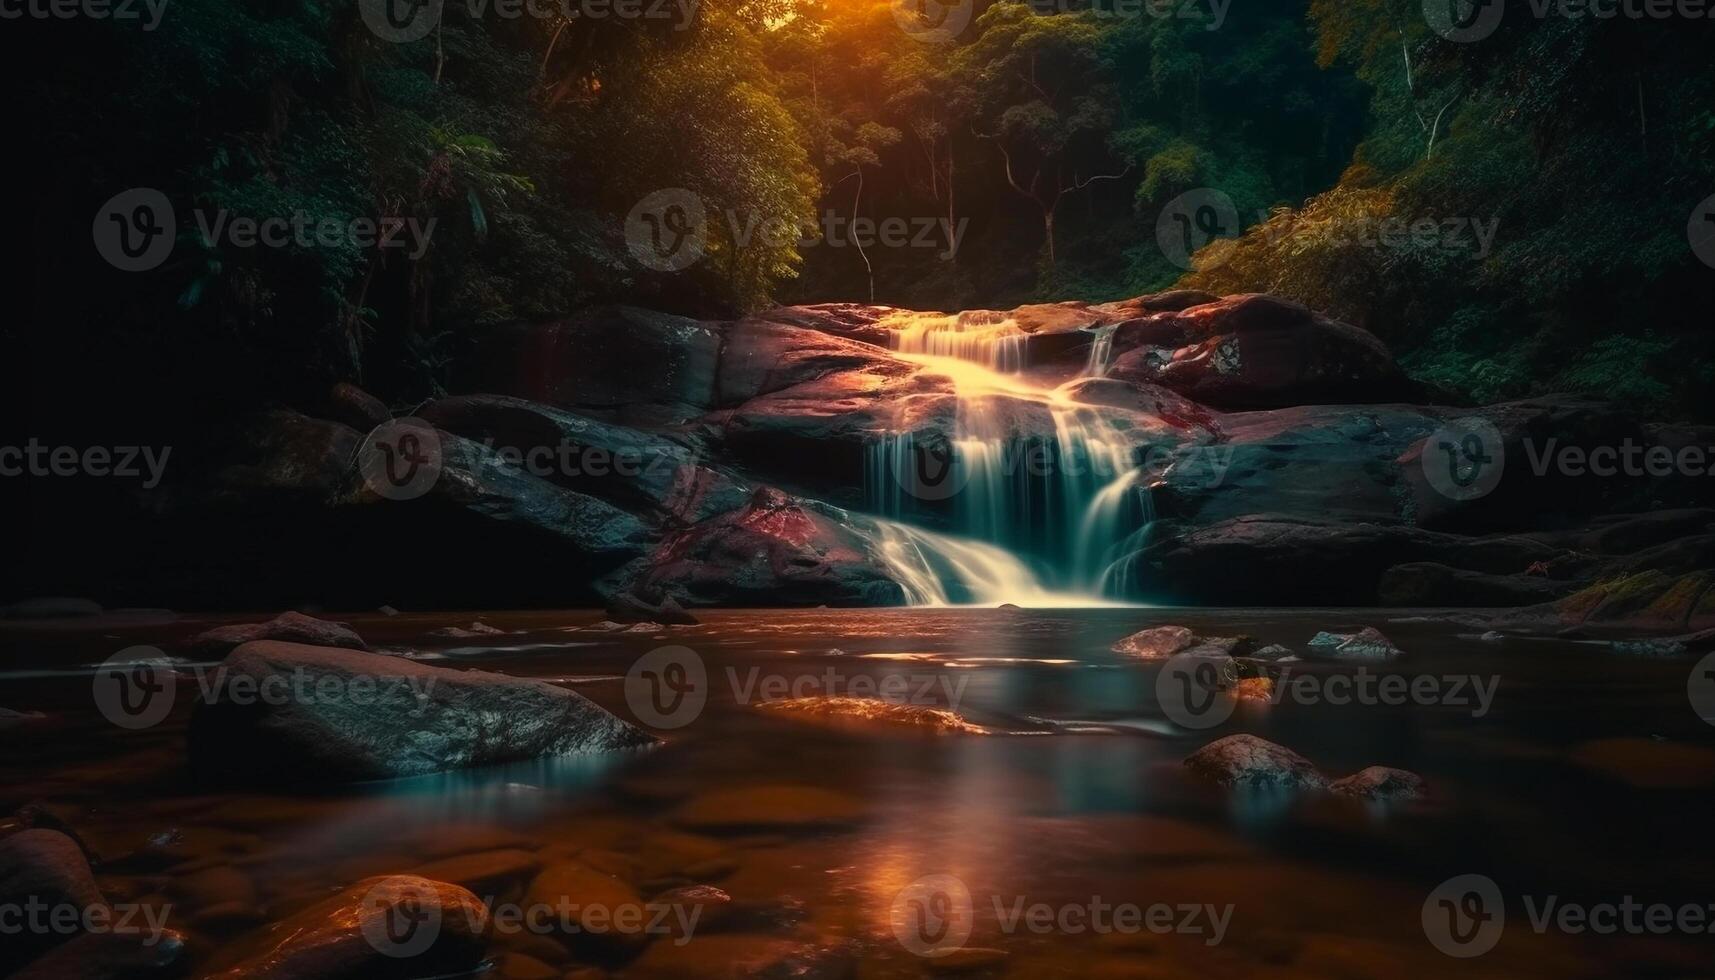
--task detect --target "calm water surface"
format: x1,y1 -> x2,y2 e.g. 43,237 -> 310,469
3,608 -> 1713,977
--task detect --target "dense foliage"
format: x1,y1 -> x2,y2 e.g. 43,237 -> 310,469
8,0 -> 1711,417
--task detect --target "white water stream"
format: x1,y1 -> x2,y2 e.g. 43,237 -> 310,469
863,312 -> 1154,606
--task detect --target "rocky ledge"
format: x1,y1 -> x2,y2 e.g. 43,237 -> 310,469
121,291 -> 1713,621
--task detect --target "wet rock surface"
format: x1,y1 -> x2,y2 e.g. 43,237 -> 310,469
188,641 -> 657,782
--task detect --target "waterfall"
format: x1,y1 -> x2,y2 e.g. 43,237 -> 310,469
862,312 -> 1160,606
1085,323 -> 1119,378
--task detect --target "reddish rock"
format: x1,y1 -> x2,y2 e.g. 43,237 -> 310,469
1107,294 -> 1409,409
190,611 -> 368,656
635,488 -> 906,607
1184,735 -> 1327,792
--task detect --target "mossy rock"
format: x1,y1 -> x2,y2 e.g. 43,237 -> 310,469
1640,572 -> 1713,628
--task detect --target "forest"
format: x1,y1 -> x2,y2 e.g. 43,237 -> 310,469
10,0 -> 1715,429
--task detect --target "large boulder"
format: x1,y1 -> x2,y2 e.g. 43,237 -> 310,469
188,642 -> 656,783
419,394 -> 749,527
208,410 -> 360,505
1106,294 -> 1410,409
1183,735 -> 1327,793
458,307 -> 726,426
0,830 -> 106,971
208,876 -> 486,980
628,488 -> 907,607
189,611 -> 369,657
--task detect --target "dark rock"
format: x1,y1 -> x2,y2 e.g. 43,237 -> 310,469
1305,627 -> 1403,661
0,709 -> 48,729
0,830 -> 106,971
209,410 -> 360,505
1378,562 -> 1574,607
208,876 -> 486,980
427,622 -> 506,639
8,928 -> 187,980
1329,766 -> 1426,803
189,641 -> 656,783
459,306 -> 726,426
326,382 -> 391,433
630,488 -> 907,608
190,611 -> 369,656
1106,294 -> 1410,409
604,590 -> 699,625
1184,735 -> 1327,793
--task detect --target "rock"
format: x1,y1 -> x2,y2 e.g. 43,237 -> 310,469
1110,625 -> 1195,658
7,929 -> 187,980
1305,627 -> 1403,661
188,641 -> 656,783
1328,766 -> 1426,803
0,830 -> 106,970
673,785 -> 866,831
209,876 -> 486,979
624,934 -> 855,980
1106,294 -> 1410,409
1377,562 -> 1573,607
628,488 -> 907,608
458,306 -> 726,426
753,697 -> 990,735
0,708 -> 48,729
209,410 -> 360,504
522,861 -> 649,949
1183,735 -> 1327,793
410,848 -> 542,894
327,382 -> 391,432
1130,516 -> 1563,605
427,622 -> 506,639
605,590 -> 699,626
1249,644 -> 1295,660
1,597 -> 103,619
1609,638 -> 1687,657
418,393 -> 750,526
190,611 -> 369,656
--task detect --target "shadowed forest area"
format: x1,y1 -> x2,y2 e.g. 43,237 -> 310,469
8,0 -> 1715,432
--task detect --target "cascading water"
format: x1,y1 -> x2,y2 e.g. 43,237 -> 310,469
863,313 -> 1158,606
